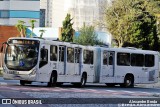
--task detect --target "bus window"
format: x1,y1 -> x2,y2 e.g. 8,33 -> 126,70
109,52 -> 113,65
67,47 -> 74,63
90,51 -> 93,64
103,51 -> 108,65
83,50 -> 93,64
59,47 -> 64,62
131,54 -> 144,67
39,48 -> 48,68
50,45 -> 57,61
145,55 -> 154,67
75,48 -> 80,63
117,53 -> 130,66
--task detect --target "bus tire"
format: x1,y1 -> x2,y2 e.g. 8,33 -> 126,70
79,73 -> 87,88
47,72 -> 57,87
20,80 -> 26,86
120,75 -> 134,88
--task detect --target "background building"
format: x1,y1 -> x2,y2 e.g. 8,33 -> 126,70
0,0 -> 40,26
40,0 -> 111,31
40,0 -> 54,27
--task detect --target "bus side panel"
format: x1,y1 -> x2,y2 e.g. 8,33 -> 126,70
82,64 -> 94,82
57,75 -> 81,82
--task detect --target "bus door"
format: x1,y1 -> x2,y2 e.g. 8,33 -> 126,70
58,46 -> 66,75
83,50 -> 94,82
38,45 -> 50,82
101,51 -> 114,82
66,47 -> 74,75
74,48 -> 81,75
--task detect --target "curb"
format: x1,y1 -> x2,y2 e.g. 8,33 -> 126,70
0,82 -> 8,85
0,82 -> 19,85
136,80 -> 160,88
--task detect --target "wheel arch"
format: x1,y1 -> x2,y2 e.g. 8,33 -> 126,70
48,70 -> 57,82
125,73 -> 134,81
82,71 -> 87,79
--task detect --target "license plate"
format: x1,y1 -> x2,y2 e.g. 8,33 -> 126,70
10,71 -> 19,74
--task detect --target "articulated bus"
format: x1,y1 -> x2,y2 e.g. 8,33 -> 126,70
95,47 -> 159,87
1,37 -> 159,87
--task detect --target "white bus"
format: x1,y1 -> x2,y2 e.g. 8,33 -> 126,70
1,37 -> 95,87
95,47 -> 159,87
1,37 -> 159,88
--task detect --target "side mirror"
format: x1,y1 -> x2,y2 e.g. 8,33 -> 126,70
1,42 -> 8,53
1,46 -> 3,53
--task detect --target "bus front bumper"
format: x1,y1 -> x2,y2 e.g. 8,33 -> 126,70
3,73 -> 36,81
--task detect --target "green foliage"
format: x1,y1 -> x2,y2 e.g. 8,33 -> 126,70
104,0 -> 160,50
61,14 -> 74,42
15,20 -> 26,37
39,29 -> 46,38
15,19 -> 37,38
29,19 -> 37,38
74,24 -> 103,46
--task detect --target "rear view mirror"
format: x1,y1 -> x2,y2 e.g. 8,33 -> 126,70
1,42 -> 8,53
1,46 -> 3,53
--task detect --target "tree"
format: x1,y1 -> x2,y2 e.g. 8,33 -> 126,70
129,0 -> 160,50
15,20 -> 26,37
39,29 -> 46,38
104,0 -> 134,47
74,24 -> 103,46
61,14 -> 74,42
29,19 -> 37,38
104,0 -> 160,50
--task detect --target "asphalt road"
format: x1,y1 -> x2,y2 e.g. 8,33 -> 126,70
0,77 -> 160,107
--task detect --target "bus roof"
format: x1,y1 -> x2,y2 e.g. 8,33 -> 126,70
7,37 -> 159,55
100,47 -> 159,55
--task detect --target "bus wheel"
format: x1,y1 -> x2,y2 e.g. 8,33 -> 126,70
120,75 -> 134,88
20,80 -> 26,86
79,74 -> 87,88
47,72 -> 57,87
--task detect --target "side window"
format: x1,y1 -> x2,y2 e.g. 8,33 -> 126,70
90,51 -> 93,64
50,45 -> 57,61
109,52 -> 113,65
67,47 -> 74,63
131,54 -> 144,67
75,48 -> 80,63
83,50 -> 93,64
39,48 -> 48,68
117,53 -> 130,66
145,54 -> 154,67
103,51 -> 107,65
59,46 -> 64,62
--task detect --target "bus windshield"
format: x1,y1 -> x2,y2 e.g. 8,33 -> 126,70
5,39 -> 39,71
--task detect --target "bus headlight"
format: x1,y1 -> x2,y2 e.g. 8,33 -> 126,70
2,66 -> 7,73
30,68 -> 37,75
